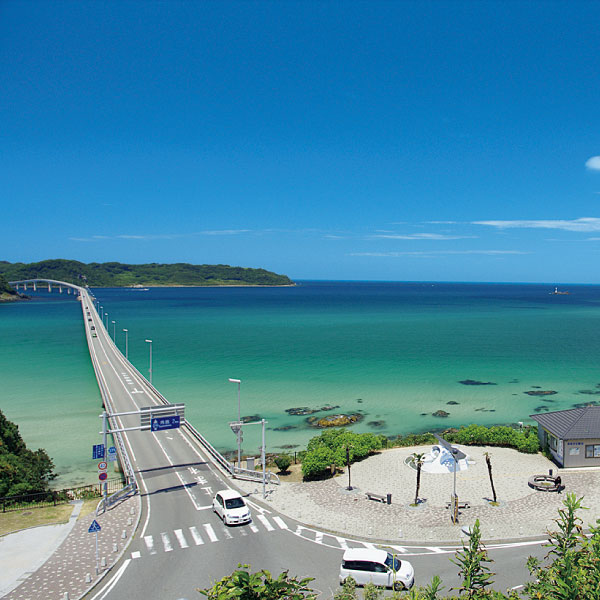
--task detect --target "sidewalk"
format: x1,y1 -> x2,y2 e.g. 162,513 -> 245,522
1,494 -> 140,600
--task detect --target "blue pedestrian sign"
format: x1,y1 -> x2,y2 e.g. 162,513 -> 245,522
107,446 -> 117,462
151,415 -> 180,431
92,444 -> 105,460
88,519 -> 102,533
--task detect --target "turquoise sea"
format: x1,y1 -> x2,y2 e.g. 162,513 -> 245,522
2,281 -> 600,489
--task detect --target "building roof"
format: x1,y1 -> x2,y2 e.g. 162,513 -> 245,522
530,406 -> 600,439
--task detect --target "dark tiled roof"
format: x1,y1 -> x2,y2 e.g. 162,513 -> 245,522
530,406 -> 600,439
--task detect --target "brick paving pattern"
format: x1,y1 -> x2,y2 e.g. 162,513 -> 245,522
4,494 -> 140,600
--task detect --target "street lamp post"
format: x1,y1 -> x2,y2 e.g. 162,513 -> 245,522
229,378 -> 242,466
111,320 -> 116,340
145,339 -> 153,384
104,313 -> 109,329
100,305 -> 103,319
123,329 -> 128,359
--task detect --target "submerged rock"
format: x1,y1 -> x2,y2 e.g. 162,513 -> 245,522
446,401 -> 460,405
286,407 -> 319,416
432,410 -> 450,418
319,404 -> 340,411
241,415 -> 261,423
572,400 -> 600,409
308,413 -> 363,428
534,405 -> 551,412
273,425 -> 297,431
578,390 -> 600,395
524,390 -> 557,396
278,444 -> 299,449
367,420 -> 385,428
356,399 -> 363,403
459,379 -> 497,386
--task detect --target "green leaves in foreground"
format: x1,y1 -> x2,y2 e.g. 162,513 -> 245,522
197,564 -> 317,600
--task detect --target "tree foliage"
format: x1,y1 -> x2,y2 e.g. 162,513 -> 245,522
0,259 -> 293,287
197,564 -> 316,599
0,410 -> 56,497
302,430 -> 384,479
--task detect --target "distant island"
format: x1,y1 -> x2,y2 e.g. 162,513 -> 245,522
0,273 -> 22,302
0,259 -> 294,288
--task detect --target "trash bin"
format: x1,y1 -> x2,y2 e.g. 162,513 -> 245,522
247,457 -> 256,470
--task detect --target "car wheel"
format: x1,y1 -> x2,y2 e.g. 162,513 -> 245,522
393,582 -> 404,592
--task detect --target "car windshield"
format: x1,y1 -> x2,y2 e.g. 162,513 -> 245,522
225,497 -> 245,509
385,553 -> 401,572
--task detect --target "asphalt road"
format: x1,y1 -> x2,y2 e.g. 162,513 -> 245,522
77,288 -> 548,599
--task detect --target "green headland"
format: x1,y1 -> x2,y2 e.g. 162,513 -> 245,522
0,259 -> 294,288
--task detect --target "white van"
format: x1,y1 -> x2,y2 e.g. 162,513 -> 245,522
339,548 -> 414,590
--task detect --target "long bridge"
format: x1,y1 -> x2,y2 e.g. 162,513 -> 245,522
8,279 -> 544,599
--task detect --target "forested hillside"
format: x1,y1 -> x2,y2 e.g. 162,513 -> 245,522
0,260 -> 293,287
0,273 -> 19,301
0,410 -> 56,497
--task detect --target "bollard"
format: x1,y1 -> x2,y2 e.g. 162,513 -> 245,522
85,573 -> 92,584
386,493 -> 392,505
130,507 -> 135,515
121,529 -> 127,539
113,543 -> 118,553
127,517 -> 132,526
63,593 -> 70,600
101,557 -> 107,567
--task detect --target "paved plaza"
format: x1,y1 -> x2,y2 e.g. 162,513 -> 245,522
237,445 -> 600,543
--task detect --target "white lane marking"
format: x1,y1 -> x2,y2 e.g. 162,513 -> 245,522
426,547 -> 444,554
315,531 -> 323,544
144,535 -> 156,554
221,526 -> 233,539
250,523 -> 259,533
174,529 -> 189,548
161,532 -> 173,552
258,514 -> 274,531
362,542 -> 377,550
239,528 -> 248,536
89,558 -> 131,600
131,551 -> 141,559
189,526 -> 204,545
391,545 -> 408,554
152,432 -> 203,511
245,499 -> 271,514
203,523 -> 218,542
273,516 -> 287,530
336,536 -> 349,550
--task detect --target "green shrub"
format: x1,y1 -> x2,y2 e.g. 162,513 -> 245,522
274,454 -> 291,473
445,424 -> 540,454
301,446 -> 334,479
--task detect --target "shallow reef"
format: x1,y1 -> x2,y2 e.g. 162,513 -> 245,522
524,390 -> 557,396
459,379 -> 496,386
432,410 -> 450,418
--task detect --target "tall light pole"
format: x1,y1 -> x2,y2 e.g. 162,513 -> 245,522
111,320 -> 116,340
100,305 -> 104,319
229,378 -> 242,466
123,329 -> 128,359
104,312 -> 109,329
145,339 -> 153,384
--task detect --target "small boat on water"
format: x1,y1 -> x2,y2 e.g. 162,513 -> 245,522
550,287 -> 569,295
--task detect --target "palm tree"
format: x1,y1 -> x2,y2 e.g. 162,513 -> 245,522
484,452 -> 497,503
411,452 -> 425,505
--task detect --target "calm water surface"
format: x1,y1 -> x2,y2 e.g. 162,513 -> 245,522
2,281 -> 600,487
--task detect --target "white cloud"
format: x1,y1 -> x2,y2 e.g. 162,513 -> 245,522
350,250 -> 527,257
372,233 -> 476,240
585,156 -> 600,170
201,229 -> 251,236
473,217 -> 600,232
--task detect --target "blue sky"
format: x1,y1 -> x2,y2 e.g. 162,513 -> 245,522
2,1 -> 600,282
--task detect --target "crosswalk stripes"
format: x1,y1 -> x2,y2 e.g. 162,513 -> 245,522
189,526 -> 204,545
161,532 -> 173,552
203,523 -> 219,543
257,514 -> 274,531
273,516 -> 287,530
144,536 -> 156,554
174,529 -> 189,548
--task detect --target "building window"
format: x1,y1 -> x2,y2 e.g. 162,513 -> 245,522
548,434 -> 558,452
585,444 -> 600,459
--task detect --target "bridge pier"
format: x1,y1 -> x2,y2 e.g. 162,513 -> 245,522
33,282 -> 37,291
48,283 -> 52,292
59,285 -> 63,293
23,283 -> 27,290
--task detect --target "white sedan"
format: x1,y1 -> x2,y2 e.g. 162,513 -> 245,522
212,489 -> 252,526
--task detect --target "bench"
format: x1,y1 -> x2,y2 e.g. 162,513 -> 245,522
365,492 -> 387,503
445,501 -> 471,509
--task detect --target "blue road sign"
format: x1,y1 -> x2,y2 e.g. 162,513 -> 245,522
92,444 -> 105,460
151,415 -> 180,431
107,446 -> 117,462
88,519 -> 102,533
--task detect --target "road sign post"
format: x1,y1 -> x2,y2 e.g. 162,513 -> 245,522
88,519 -> 102,575
101,411 -> 108,501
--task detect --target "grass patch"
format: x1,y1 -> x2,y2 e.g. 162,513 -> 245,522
274,463 -> 304,483
0,499 -> 99,537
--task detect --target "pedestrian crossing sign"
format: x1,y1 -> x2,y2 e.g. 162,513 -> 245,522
88,519 -> 102,533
